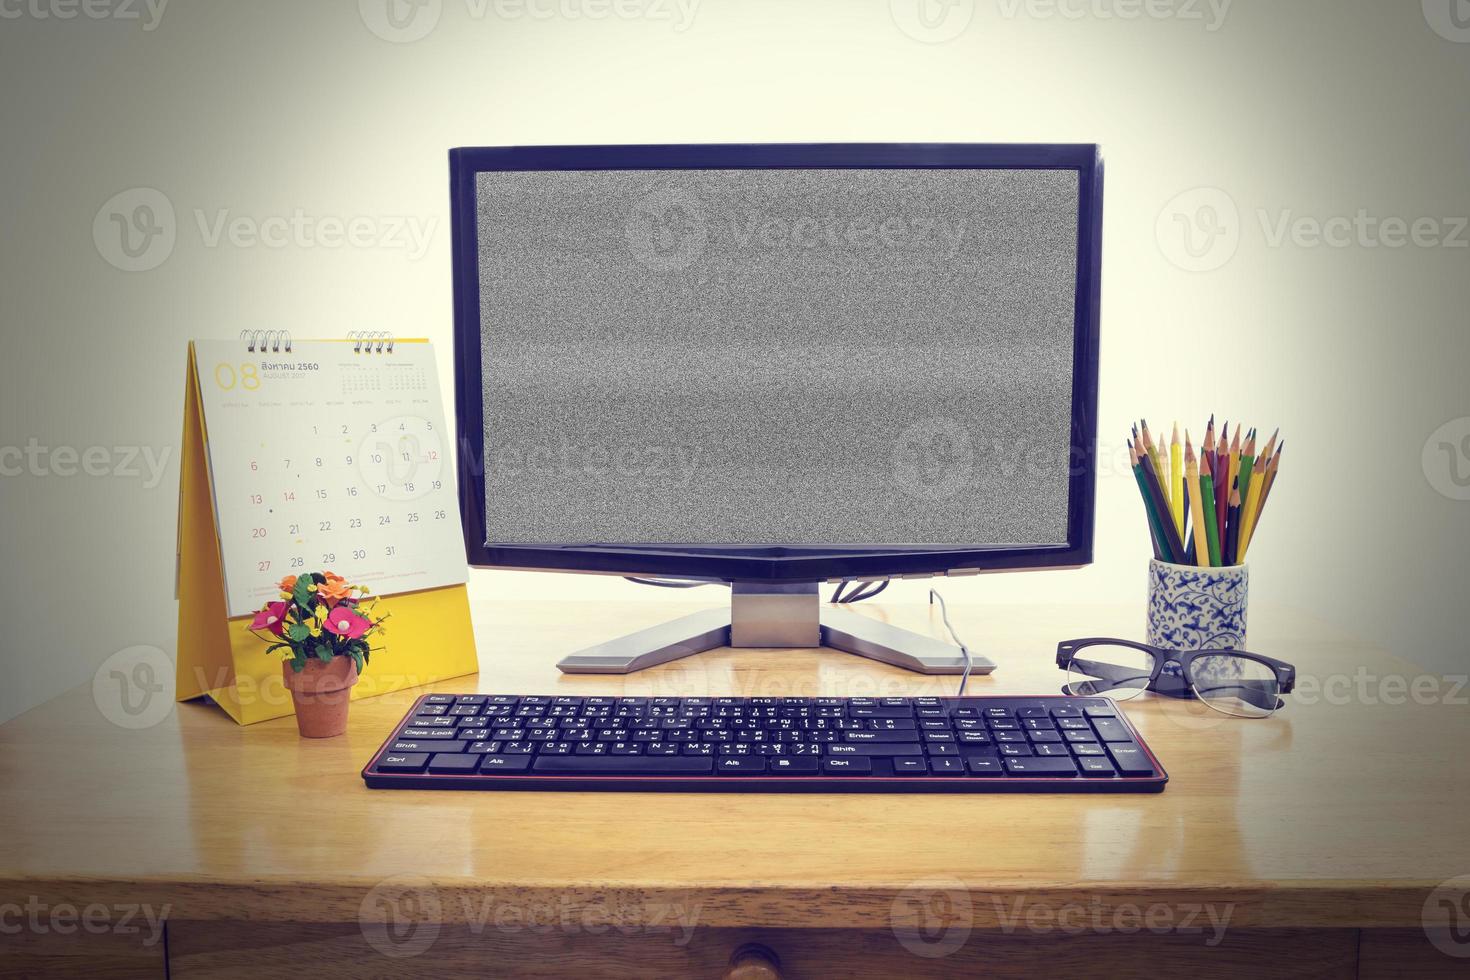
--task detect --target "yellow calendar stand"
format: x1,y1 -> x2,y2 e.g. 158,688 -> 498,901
174,339 -> 479,725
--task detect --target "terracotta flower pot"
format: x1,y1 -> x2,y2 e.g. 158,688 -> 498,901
282,657 -> 359,738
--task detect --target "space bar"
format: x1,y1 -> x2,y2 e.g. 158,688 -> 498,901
532,756 -> 714,775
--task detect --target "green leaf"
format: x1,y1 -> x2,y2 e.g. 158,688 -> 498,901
314,643 -> 333,663
287,622 -> 311,643
292,574 -> 315,609
290,654 -> 307,673
351,651 -> 365,675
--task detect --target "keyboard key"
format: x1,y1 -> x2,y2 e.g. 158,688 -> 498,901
768,756 -> 820,775
891,758 -> 929,776
1071,743 -> 1106,757
1034,744 -> 1071,757
1079,757 -> 1117,777
392,740 -> 458,754
717,757 -> 766,774
845,731 -> 921,744
1004,757 -> 1078,777
398,728 -> 457,739
377,753 -> 428,773
428,753 -> 482,773
822,758 -> 872,775
532,755 -> 714,775
850,706 -> 913,718
1107,744 -> 1155,776
928,758 -> 966,776
1084,702 -> 1118,717
1091,717 -> 1133,742
966,757 -> 1004,777
479,755 -> 533,773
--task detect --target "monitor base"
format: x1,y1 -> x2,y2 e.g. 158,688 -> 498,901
556,582 -> 997,676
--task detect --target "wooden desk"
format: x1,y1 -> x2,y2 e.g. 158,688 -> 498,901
3,600 -> 1468,978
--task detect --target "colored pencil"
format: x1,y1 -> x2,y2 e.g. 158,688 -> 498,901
1236,430 -> 1258,547
1184,437 -> 1210,565
1169,423 -> 1184,538
1129,441 -> 1167,561
1140,419 -> 1167,504
1237,459 -> 1265,554
1203,415 -> 1217,474
1224,483 -> 1242,566
1200,470 -> 1222,567
1214,421 -> 1230,539
1240,444 -> 1282,560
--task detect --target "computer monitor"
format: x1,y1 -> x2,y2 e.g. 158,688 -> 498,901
450,143 -> 1102,674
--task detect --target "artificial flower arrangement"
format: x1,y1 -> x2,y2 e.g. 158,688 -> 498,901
248,571 -> 387,737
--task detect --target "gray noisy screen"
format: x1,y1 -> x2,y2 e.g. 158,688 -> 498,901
475,167 -> 1078,546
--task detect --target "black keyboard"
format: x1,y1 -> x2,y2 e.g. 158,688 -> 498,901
362,694 -> 1167,792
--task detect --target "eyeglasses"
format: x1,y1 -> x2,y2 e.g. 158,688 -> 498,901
1055,638 -> 1295,719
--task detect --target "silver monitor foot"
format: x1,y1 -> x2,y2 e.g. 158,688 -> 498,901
556,582 -> 996,676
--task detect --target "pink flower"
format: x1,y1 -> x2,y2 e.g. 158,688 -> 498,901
323,606 -> 371,641
250,601 -> 289,637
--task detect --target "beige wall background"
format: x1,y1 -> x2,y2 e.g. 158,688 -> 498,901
2,0 -> 1468,723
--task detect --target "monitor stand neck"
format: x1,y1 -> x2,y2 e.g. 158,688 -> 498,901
556,582 -> 997,676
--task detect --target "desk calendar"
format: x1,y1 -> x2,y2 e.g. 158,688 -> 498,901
175,335 -> 477,725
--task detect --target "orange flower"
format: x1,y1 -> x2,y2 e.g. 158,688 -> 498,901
278,574 -> 299,592
323,571 -> 347,585
317,578 -> 352,606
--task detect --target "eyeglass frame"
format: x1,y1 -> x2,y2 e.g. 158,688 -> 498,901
1054,637 -> 1296,712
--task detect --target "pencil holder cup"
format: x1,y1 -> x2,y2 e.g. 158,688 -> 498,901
1147,559 -> 1249,653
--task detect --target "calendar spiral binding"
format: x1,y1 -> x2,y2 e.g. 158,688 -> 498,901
240,329 -> 293,353
236,330 -> 396,354
348,330 -> 396,354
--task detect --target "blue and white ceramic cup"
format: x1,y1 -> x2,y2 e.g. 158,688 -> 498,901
1146,559 -> 1249,652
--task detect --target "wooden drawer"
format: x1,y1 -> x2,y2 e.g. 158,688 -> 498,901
164,922 -> 1365,979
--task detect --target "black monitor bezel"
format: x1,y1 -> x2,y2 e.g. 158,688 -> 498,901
450,142 -> 1102,582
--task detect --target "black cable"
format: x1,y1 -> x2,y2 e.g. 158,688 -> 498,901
845,580 -> 889,603
623,576 -> 720,589
830,579 -> 891,604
